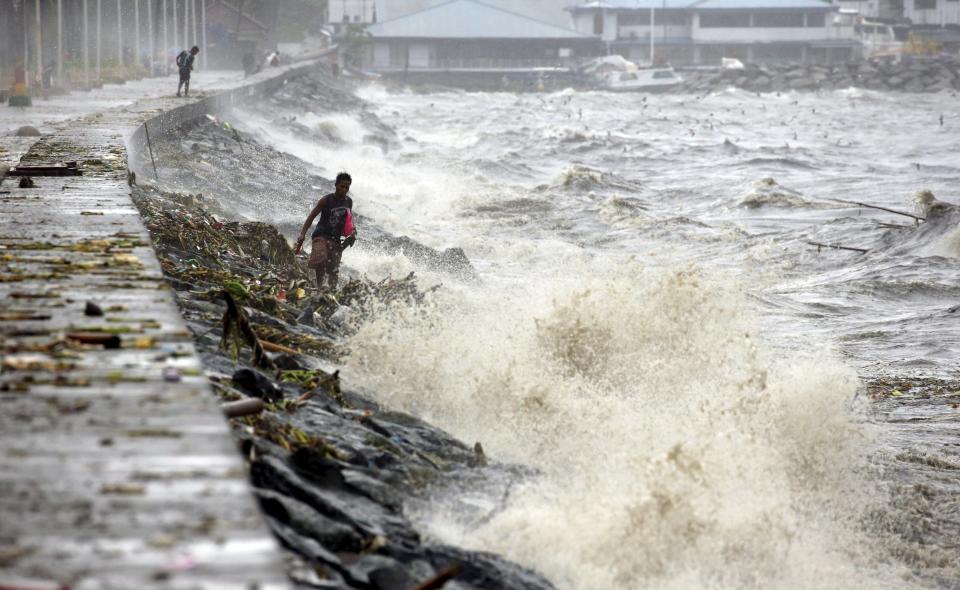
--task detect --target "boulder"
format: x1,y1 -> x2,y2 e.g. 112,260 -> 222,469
232,368 -> 283,401
15,125 -> 40,137
271,352 -> 326,372
904,79 -> 925,93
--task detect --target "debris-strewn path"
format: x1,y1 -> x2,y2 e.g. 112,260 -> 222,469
0,67 -> 317,590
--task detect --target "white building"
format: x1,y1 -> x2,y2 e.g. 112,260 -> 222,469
834,0 -> 960,24
569,0 -> 861,64
901,0 -> 960,25
328,0 -> 378,33
363,0 -> 597,71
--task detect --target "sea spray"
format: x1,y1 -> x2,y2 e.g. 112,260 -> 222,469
346,262 -> 908,589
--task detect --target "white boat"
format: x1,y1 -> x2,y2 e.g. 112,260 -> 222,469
602,67 -> 683,92
581,56 -> 682,92
832,10 -> 903,59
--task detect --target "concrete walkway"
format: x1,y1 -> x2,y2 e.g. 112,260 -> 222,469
0,63 -> 323,589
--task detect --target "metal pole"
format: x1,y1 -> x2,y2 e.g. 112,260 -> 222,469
200,0 -> 206,68
96,0 -> 101,82
192,0 -> 197,51
83,0 -> 89,87
172,0 -> 178,54
148,0 -> 154,74
117,0 -> 123,66
162,0 -> 168,72
35,0 -> 42,90
57,0 -> 63,87
661,0 -> 666,51
183,0 -> 189,48
143,121 -> 160,181
24,5 -> 30,93
188,0 -> 194,48
650,6 -> 655,64
134,0 -> 140,71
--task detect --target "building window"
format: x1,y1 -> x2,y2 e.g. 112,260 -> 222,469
754,12 -> 805,27
621,11 -> 685,26
619,11 -> 652,26
594,13 -> 604,35
660,11 -> 687,25
914,0 -> 936,8
699,12 -> 751,27
806,13 -> 826,26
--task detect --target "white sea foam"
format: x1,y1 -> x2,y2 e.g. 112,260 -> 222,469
237,82 -> 960,588
345,261 -> 906,589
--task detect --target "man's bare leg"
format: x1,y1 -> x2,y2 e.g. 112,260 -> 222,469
315,268 -> 325,291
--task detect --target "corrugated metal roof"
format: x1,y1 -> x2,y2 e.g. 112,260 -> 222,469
570,0 -> 833,9
367,0 -> 591,39
569,0 -> 700,9
694,0 -> 834,10
375,0 -> 575,28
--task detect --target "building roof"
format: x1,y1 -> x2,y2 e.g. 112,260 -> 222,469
366,0 -> 591,39
375,0 -> 575,28
570,0 -> 833,10
693,0 -> 833,10
569,0 -> 701,9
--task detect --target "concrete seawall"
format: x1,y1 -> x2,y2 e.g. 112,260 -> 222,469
1,56 -> 331,590
127,58 -> 327,177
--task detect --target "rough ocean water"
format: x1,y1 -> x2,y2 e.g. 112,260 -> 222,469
214,83 -> 959,589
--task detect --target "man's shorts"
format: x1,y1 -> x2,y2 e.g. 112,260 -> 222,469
308,237 -> 341,271
179,68 -> 190,83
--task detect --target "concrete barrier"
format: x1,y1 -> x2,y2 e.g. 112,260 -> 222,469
127,54 -> 331,177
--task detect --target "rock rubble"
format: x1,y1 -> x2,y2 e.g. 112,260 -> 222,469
679,56 -> 960,94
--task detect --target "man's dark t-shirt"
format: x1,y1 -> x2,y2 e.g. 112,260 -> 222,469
178,51 -> 195,78
312,193 -> 353,240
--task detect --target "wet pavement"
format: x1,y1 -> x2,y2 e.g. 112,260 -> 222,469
0,66 -> 321,589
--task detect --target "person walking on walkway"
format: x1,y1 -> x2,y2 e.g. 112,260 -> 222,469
294,173 -> 357,291
176,46 -> 200,97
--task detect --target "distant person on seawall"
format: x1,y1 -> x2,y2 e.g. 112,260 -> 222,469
176,45 -> 200,97
294,173 -> 357,291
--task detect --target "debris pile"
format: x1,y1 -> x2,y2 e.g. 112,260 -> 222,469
131,181 -> 550,589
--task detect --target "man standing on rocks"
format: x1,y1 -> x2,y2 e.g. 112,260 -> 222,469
294,173 -> 357,291
176,46 -> 200,97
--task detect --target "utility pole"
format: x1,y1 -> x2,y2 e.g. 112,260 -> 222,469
200,0 -> 207,68
189,0 -> 195,47
34,0 -> 42,90
83,0 -> 89,87
172,0 -> 178,54
148,0 -> 154,74
163,0 -> 168,72
117,0 -> 123,66
96,0 -> 101,83
650,5 -> 655,64
134,0 -> 140,71
8,0 -> 32,106
57,0 -> 63,87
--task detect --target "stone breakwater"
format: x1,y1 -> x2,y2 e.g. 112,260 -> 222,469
679,56 -> 960,93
